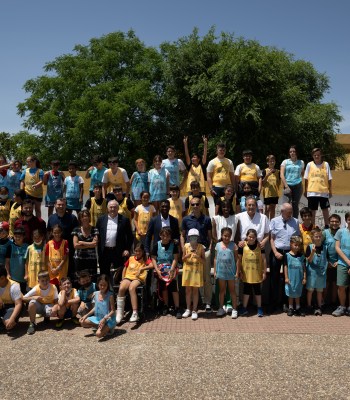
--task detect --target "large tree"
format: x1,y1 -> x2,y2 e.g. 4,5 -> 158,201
17,28 -> 342,169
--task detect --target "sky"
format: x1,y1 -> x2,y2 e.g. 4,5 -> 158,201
1,0 -> 350,135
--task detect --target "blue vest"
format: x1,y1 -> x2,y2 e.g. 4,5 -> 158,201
46,172 -> 64,202
157,241 -> 174,265
163,159 -> 180,186
65,176 -> 80,199
285,159 -> 303,186
323,229 -> 337,264
6,170 -> 21,199
131,171 -> 149,200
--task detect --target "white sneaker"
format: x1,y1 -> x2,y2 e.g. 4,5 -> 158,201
191,311 -> 198,320
216,307 -> 226,317
225,305 -> 233,314
182,309 -> 191,318
129,311 -> 139,323
231,309 -> 238,319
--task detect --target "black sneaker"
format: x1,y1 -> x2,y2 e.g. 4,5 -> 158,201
162,306 -> 169,316
294,308 -> 305,317
0,320 -> 6,334
306,306 -> 314,315
287,308 -> 294,317
27,322 -> 36,335
314,308 -> 322,316
175,309 -> 182,319
205,304 -> 212,313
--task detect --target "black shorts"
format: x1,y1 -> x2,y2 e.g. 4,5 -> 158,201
307,196 -> 330,210
26,194 -> 43,203
264,197 -> 279,205
158,277 -> 178,293
243,282 -> 262,296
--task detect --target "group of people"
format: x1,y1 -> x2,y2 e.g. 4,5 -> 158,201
0,138 -> 346,339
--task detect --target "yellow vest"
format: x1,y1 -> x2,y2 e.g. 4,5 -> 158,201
186,164 -> 206,193
124,256 -> 148,283
27,244 -> 47,289
262,169 -> 280,198
219,195 -> 236,214
90,197 -> 107,226
106,168 -> 127,193
0,199 -> 11,223
34,284 -> 55,304
135,205 -> 155,240
241,243 -> 263,284
48,240 -> 69,281
212,158 -> 232,187
169,198 -> 183,227
299,224 -> 316,254
9,203 -> 22,237
118,197 -> 132,221
24,168 -> 43,198
0,279 -> 19,304
307,162 -> 328,194
238,163 -> 259,182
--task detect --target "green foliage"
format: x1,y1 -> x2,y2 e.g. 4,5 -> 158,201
16,28 -> 342,170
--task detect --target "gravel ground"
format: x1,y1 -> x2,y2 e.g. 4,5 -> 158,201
1,328 -> 349,400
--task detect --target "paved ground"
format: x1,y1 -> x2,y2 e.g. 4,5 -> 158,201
2,310 -> 350,399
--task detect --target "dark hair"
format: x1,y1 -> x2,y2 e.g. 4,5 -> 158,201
242,149 -> 253,156
14,189 -> 26,200
216,143 -> 226,149
38,270 -> 49,280
329,214 -> 341,222
55,197 -> 66,204
0,265 -> 8,278
190,181 -> 200,189
218,199 -> 234,216
169,185 -> 180,192
0,186 -> 9,193
300,207 -> 312,218
92,155 -> 103,164
50,224 -> 63,240
311,227 -> 322,237
97,274 -> 111,291
221,227 -> 233,236
108,157 -> 119,164
27,155 -> 41,168
289,145 -> 298,156
134,243 -> 147,262
13,227 -> 25,236
345,212 -> 350,221
153,155 -> 162,164
51,160 -> 60,165
68,160 -> 77,168
140,191 -> 150,199
77,270 -> 91,279
160,199 -> 170,207
266,155 -> 276,162
22,199 -> 34,207
159,227 -> 172,237
166,145 -> 176,152
60,277 -> 71,285
246,228 -> 258,241
93,183 -> 103,189
78,210 -> 91,224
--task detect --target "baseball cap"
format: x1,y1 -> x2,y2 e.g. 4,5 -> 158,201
188,228 -> 199,237
0,221 -> 9,231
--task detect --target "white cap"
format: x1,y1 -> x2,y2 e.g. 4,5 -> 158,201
188,228 -> 200,237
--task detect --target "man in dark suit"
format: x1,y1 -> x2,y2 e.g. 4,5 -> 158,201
145,200 -> 180,256
96,200 -> 133,276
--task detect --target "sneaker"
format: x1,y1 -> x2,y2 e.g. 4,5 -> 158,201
257,307 -> 264,317
287,308 -> 294,317
225,305 -> 233,315
332,305 -> 345,317
175,309 -> 182,319
346,307 -> 350,316
231,309 -> 238,319
71,317 -> 80,325
162,306 -> 169,316
55,319 -> 65,329
129,312 -> 139,323
294,308 -> 305,317
216,307 -> 226,317
191,311 -> 198,320
205,304 -> 212,313
182,309 -> 191,318
283,304 -> 289,313
27,322 -> 36,335
239,307 -> 248,317
314,308 -> 322,316
306,306 -> 314,315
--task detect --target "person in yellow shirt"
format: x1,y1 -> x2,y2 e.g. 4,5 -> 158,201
24,229 -> 46,289
168,185 -> 185,228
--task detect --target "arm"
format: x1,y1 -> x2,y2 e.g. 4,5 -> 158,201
43,171 -> 50,185
236,254 -> 242,279
207,171 -> 215,196
183,136 -> 191,166
270,235 -> 283,261
58,290 -> 67,307
335,241 -> 350,268
304,179 -> 308,198
98,294 -> 116,329
284,263 -> 289,283
5,258 -> 11,279
213,250 -> 217,279
85,167 -> 93,179
229,171 -> 235,188
260,232 -> 269,249
67,293 -> 81,306
280,164 -> 288,189
262,253 -> 267,281
211,218 -> 218,242
258,176 -> 262,194
4,298 -> 22,330
125,181 -> 131,196
79,183 -> 84,203
102,183 -> 108,199
306,245 -> 316,263
202,136 -> 208,165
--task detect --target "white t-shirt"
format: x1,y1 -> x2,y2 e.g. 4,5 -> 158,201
105,215 -> 118,247
102,168 -> 129,184
206,157 -> 234,173
234,163 -> 262,177
24,285 -> 59,300
212,215 -> 238,241
0,281 -> 22,302
161,158 -> 186,172
58,288 -> 79,301
237,211 -> 270,242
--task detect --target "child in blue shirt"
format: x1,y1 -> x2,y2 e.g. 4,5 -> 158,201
77,270 -> 96,316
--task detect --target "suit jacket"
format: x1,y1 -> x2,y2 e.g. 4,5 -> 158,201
145,214 -> 180,254
96,214 -> 134,263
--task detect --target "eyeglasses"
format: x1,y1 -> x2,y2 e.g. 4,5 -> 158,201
191,203 -> 200,207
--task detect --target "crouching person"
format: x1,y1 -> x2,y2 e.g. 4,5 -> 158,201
0,265 -> 23,333
52,277 -> 80,328
23,270 -> 58,335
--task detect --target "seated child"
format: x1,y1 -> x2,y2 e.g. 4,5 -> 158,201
77,270 -> 96,316
80,274 -> 116,339
0,265 -> 23,333
52,277 -> 80,328
151,227 -> 182,318
116,243 -> 152,323
23,270 -> 59,335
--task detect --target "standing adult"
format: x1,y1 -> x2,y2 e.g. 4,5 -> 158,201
236,197 -> 270,247
269,203 -> 300,313
280,145 -> 305,219
47,198 -> 79,277
206,142 -> 235,203
304,148 -> 332,227
85,155 -> 107,198
96,200 -> 133,276
181,197 -> 212,312
20,155 -> 44,219
183,136 -> 208,194
145,199 -> 180,256
14,199 -> 46,244
72,210 -> 99,278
